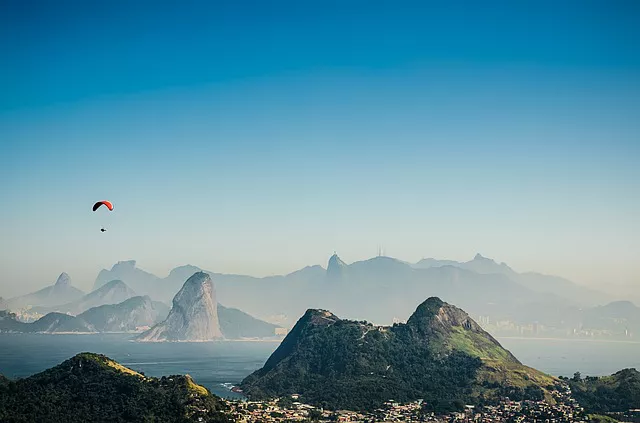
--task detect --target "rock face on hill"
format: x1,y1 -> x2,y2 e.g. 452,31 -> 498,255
241,297 -> 556,412
0,353 -> 230,423
137,272 -> 223,342
326,253 -> 347,280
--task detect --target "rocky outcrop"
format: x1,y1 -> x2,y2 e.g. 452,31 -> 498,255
137,272 -> 223,342
326,253 -> 347,280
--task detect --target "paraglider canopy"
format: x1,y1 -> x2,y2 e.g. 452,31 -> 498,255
92,200 -> 113,212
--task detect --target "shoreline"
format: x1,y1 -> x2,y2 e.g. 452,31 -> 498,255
2,332 -> 637,345
0,332 -> 283,342
133,337 -> 285,343
497,336 -> 640,345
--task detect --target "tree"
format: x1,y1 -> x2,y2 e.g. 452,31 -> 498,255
308,408 -> 323,421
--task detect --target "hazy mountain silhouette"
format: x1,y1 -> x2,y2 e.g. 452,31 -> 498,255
5,273 -> 85,310
414,253 -> 607,305
217,304 -> 280,339
75,254 -> 614,330
0,310 -> 94,333
35,280 -> 137,315
0,294 -> 167,334
94,260 -> 161,294
78,296 -> 170,332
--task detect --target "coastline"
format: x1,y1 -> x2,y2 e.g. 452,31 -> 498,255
497,336 -> 640,345
133,337 -> 284,343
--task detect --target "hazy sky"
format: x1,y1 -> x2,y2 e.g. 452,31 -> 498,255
1,0 -> 639,297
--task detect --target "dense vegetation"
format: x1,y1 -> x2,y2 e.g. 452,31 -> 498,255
241,297 -> 554,412
565,369 -> 640,413
0,353 -> 230,423
588,415 -> 620,423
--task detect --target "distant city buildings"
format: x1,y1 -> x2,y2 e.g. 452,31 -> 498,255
476,315 -> 635,341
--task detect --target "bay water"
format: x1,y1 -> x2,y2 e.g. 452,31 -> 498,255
0,333 -> 638,398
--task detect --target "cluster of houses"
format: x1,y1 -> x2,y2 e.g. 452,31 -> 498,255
224,385 -> 592,422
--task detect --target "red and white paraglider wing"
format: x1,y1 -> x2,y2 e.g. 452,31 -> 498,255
92,200 -> 114,212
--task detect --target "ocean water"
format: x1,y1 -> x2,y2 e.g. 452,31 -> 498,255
498,337 -> 640,377
0,334 -> 639,398
0,333 -> 278,398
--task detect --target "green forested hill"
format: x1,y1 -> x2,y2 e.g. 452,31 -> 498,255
0,353 -> 230,423
241,297 -> 556,412
567,368 -> 640,413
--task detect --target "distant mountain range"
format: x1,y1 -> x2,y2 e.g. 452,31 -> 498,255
241,297 -> 556,412
1,273 -> 281,339
34,279 -> 138,315
4,273 -> 85,310
94,260 -> 161,296
1,309 -> 87,333
413,253 -> 607,306
3,253 -> 631,339
0,295 -> 166,334
77,296 -> 170,332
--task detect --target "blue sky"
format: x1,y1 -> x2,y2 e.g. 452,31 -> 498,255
1,0 -> 639,296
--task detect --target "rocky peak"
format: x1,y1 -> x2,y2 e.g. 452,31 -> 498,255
327,253 -> 347,279
112,260 -> 137,271
302,309 -> 340,327
172,272 -> 214,307
137,272 -> 222,342
54,273 -> 71,287
473,253 -> 492,262
407,297 -> 482,332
